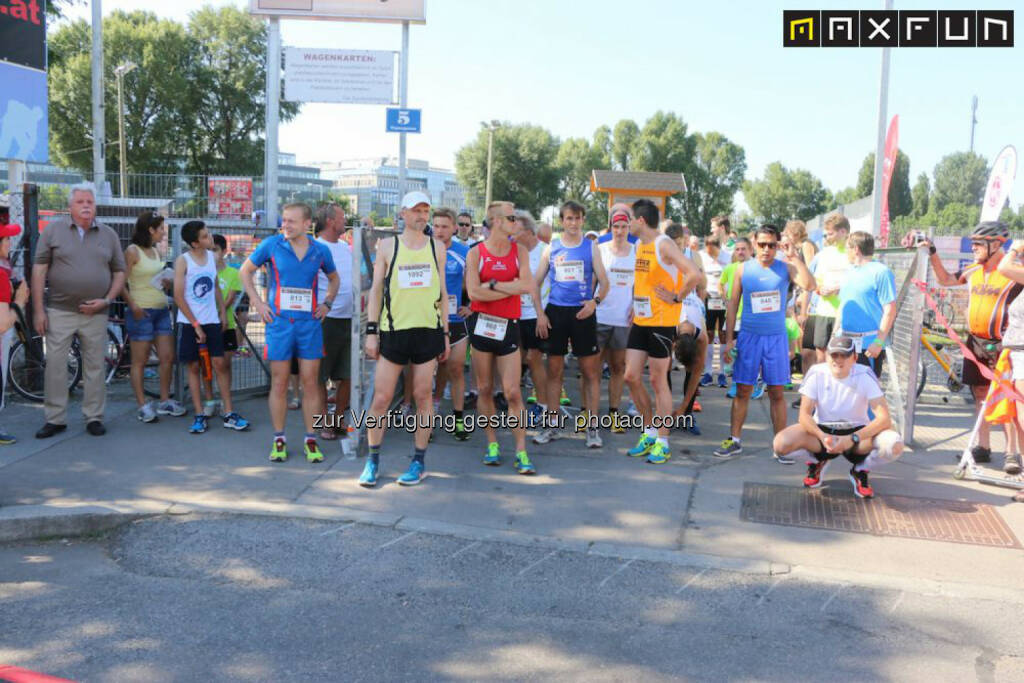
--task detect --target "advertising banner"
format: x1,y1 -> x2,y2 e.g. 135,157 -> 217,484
208,177 -> 254,219
879,115 -> 899,248
980,145 -> 1018,222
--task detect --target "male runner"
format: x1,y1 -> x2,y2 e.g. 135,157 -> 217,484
804,214 -> 850,363
533,200 -> 610,448
359,191 -> 449,487
624,199 -> 700,464
720,237 -> 751,399
699,235 -> 728,387
314,203 -> 353,439
513,210 -> 551,420
455,211 -> 474,244
240,203 -> 338,462
431,207 -> 472,440
595,205 -> 636,434
836,231 -> 896,378
714,224 -> 814,460
466,201 -> 535,473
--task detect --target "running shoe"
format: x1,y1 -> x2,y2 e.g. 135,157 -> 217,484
269,437 -> 287,462
791,398 -> 802,409
693,400 -> 702,413
699,372 -> 713,387
189,415 -> 208,434
304,440 -> 324,463
1004,453 -> 1023,475
774,452 -> 795,466
586,428 -> 603,449
684,416 -> 701,436
223,412 -> 250,431
288,397 -> 301,410
646,442 -> 671,464
494,392 -> 509,413
626,401 -> 640,417
849,467 -> 874,499
602,363 -> 611,380
454,417 -> 470,441
559,388 -> 571,406
970,445 -> 992,463
532,428 -> 559,445
803,459 -> 829,487
713,438 -> 742,458
398,460 -> 425,486
0,429 -> 16,445
483,442 -> 501,466
203,400 -> 221,417
464,390 -> 478,408
726,383 -> 737,399
784,383 -> 795,391
156,399 -> 187,417
443,385 -> 451,400
751,382 -> 766,400
527,402 -> 545,426
514,450 -> 535,475
526,391 -> 537,404
399,402 -> 414,419
610,412 -> 626,434
717,373 -> 728,388
358,460 -> 379,487
628,435 -> 656,457
137,402 -> 158,424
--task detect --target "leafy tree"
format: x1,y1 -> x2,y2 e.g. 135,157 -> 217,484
556,136 -> 609,231
911,172 -> 930,217
631,111 -> 693,174
743,162 -> 830,227
611,119 -> 639,170
455,123 -> 562,216
931,151 -> 988,212
1000,205 -> 1024,232
681,131 -> 746,236
834,187 -> 861,205
855,150 -> 912,218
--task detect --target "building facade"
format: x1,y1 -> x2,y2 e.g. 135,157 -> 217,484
313,157 -> 466,218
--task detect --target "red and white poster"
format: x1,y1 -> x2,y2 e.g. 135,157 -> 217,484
980,145 -> 1017,223
879,115 -> 899,248
208,177 -> 253,219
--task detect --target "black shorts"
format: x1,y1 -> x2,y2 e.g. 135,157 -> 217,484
468,313 -> 520,357
222,328 -> 239,352
448,320 -> 469,346
380,327 -> 445,365
177,323 -> 224,363
705,308 -> 726,337
543,303 -> 598,357
963,334 -> 1000,387
856,351 -> 885,379
802,315 -> 835,350
519,317 -> 546,352
626,324 -> 677,359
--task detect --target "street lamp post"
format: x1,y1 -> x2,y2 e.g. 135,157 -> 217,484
114,62 -> 137,197
482,120 -> 500,210
307,182 -> 325,202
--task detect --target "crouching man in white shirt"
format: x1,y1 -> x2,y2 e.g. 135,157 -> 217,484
772,336 -> 904,499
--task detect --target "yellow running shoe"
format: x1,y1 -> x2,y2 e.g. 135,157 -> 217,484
269,438 -> 287,462
304,439 -> 324,463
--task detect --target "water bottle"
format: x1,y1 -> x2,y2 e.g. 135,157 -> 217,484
199,343 -> 212,381
341,427 -> 356,460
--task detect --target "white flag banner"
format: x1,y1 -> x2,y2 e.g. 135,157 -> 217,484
980,145 -> 1017,222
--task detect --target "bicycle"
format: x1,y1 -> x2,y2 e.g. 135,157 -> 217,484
103,315 -> 169,400
7,303 -> 83,403
916,326 -> 964,399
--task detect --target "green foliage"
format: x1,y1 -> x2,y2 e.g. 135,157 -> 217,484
556,135 -> 609,232
743,162 -> 830,228
855,150 -> 912,218
681,132 -> 746,236
834,186 -> 861,206
911,172 -> 930,217
931,152 -> 988,212
611,120 -> 639,170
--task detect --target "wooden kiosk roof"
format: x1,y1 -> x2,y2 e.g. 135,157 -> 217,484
590,170 -> 687,215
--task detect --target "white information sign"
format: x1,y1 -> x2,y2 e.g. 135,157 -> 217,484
284,47 -> 395,104
250,0 -> 425,24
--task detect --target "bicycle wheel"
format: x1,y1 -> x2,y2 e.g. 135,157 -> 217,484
8,337 -> 83,402
916,355 -> 928,398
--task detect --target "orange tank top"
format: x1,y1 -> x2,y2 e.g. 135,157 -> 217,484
964,263 -> 1022,340
632,235 -> 681,327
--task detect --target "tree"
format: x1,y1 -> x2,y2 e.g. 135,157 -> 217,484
743,162 -> 830,227
556,136 -> 609,231
681,131 -> 746,235
931,151 -> 988,212
855,149 -> 912,218
455,123 -> 562,216
911,172 -> 930,217
611,119 -> 639,170
631,111 -> 693,174
834,187 -> 860,205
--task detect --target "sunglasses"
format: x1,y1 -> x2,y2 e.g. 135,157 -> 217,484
971,240 -> 994,248
505,215 -> 518,222
457,222 -> 472,228
757,241 -> 778,249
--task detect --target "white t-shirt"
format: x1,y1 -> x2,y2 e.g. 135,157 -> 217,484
596,240 -> 635,328
699,250 -> 725,309
799,363 -> 883,426
316,237 -> 353,319
176,250 -> 219,326
520,242 -> 549,321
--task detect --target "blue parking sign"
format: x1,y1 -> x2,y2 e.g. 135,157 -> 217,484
386,108 -> 421,134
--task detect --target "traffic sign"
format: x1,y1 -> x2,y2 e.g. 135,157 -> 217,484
386,108 -> 421,134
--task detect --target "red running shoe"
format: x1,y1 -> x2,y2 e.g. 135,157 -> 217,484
803,459 -> 829,488
849,467 -> 874,499
693,400 -> 703,413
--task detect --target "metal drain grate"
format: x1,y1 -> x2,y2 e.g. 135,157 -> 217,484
740,483 -> 1021,549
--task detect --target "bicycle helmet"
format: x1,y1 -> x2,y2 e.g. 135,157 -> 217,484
971,221 -> 1009,241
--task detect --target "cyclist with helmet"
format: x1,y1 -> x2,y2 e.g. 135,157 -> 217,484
924,221 -> 1020,467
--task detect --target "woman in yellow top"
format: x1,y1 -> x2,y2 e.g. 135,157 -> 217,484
123,212 -> 186,423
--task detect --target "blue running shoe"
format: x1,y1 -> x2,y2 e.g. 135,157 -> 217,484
685,416 -> 701,436
398,460 -> 425,486
627,435 -> 656,457
713,438 -> 743,458
222,412 -> 250,431
646,442 -> 671,464
726,382 -> 737,399
483,442 -> 501,466
359,460 -> 379,487
189,415 -> 208,434
751,382 -> 766,400
717,373 -> 728,388
514,451 -> 535,475
699,372 -> 713,387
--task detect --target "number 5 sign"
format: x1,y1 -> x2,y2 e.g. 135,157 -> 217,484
386,108 -> 421,133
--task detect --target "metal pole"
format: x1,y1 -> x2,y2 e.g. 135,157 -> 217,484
264,17 -> 281,229
397,21 -> 409,200
117,70 -> 127,197
903,246 -> 929,445
484,128 -> 494,209
969,95 -> 978,153
92,0 -> 105,191
350,222 -> 364,458
869,0 -> 893,238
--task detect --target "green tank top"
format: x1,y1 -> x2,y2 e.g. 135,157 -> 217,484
380,235 -> 442,332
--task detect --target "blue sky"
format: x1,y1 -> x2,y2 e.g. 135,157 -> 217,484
63,0 -> 1023,210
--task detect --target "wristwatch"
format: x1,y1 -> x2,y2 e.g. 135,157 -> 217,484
594,296 -> 602,305
488,279 -> 497,291
850,433 -> 861,446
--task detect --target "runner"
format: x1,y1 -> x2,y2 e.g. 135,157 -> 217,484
465,201 -> 534,473
623,199 -> 700,465
431,207 -> 472,441
714,224 -> 815,460
455,211 -> 474,244
313,203 -> 353,440
804,214 -> 850,364
206,234 -> 242,410
240,204 -> 337,463
595,205 -> 635,434
174,220 -> 250,435
359,191 -> 449,486
710,216 -> 734,265
836,231 -> 896,379
773,336 -> 905,499
512,210 -> 551,422
699,235 -> 728,388
674,287 -> 708,435
533,200 -> 610,448
0,222 -> 28,445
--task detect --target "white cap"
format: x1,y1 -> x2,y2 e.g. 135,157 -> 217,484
584,231 -> 599,239
400,191 -> 431,210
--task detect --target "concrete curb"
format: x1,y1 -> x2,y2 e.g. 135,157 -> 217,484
0,504 -> 155,543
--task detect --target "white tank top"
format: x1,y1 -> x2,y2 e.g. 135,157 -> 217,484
176,250 -> 219,325
596,241 -> 636,328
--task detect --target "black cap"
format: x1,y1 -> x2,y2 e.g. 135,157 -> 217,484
827,336 -> 856,355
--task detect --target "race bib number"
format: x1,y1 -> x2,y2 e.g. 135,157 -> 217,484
473,313 -> 508,340
554,260 -> 585,283
707,295 -> 725,311
750,290 -> 781,314
280,287 -> 313,312
448,295 -> 458,316
397,263 -> 433,289
611,268 -> 633,287
633,296 -> 653,319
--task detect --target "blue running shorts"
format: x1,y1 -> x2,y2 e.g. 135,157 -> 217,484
733,330 -> 790,386
265,316 -> 323,362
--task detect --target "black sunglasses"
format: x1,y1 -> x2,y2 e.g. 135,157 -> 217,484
457,222 -> 472,228
757,241 -> 778,249
505,215 -> 518,222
